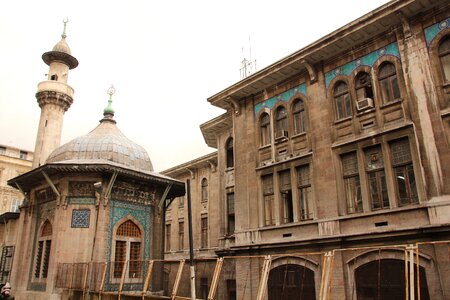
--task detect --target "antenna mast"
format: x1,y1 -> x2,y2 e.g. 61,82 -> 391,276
240,36 -> 257,80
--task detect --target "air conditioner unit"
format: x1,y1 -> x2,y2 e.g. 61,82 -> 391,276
275,130 -> 289,140
356,97 -> 374,111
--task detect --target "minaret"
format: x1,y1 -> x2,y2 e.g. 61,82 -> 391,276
32,19 -> 78,168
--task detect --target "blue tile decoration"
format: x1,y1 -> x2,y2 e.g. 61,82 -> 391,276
105,199 -> 152,291
254,83 -> 307,114
71,209 -> 91,228
424,18 -> 450,45
325,42 -> 400,87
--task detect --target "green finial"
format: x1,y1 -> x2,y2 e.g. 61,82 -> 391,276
62,18 -> 69,39
104,85 -> 116,115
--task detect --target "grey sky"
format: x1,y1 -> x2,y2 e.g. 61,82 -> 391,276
0,0 -> 390,171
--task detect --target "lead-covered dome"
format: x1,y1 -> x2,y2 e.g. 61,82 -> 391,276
46,98 -> 153,172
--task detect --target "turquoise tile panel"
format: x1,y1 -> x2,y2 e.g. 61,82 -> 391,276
254,83 -> 306,114
424,18 -> 450,45
325,42 -> 400,87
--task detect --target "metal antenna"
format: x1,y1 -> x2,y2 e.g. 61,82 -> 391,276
239,35 -> 257,80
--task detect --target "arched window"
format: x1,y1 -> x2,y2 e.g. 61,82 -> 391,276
34,220 -> 52,280
201,178 -> 208,202
268,264 -> 316,300
275,106 -> 288,138
114,220 -> 142,278
355,259 -> 430,300
355,72 -> 374,111
438,36 -> 450,82
292,99 -> 306,134
334,81 -> 352,120
226,138 -> 234,168
260,113 -> 271,146
378,62 -> 400,102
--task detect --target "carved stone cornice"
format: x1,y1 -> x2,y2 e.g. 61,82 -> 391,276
36,90 -> 73,111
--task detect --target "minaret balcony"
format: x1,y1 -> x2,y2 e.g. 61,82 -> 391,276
37,81 -> 74,98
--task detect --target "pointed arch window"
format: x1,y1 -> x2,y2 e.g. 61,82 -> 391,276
34,220 -> 52,280
201,178 -> 208,202
275,106 -> 288,138
292,99 -> 306,134
260,113 -> 271,146
438,36 -> 450,82
334,81 -> 352,120
226,138 -> 234,168
378,62 -> 400,102
114,220 -> 142,278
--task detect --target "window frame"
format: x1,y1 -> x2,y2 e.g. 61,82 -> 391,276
200,216 -> 208,249
259,112 -> 272,146
297,164 -> 313,221
354,71 -> 374,101
341,152 -> 363,214
333,81 -> 352,120
438,35 -> 450,83
389,138 -> 418,206
33,220 -> 52,282
274,105 -> 288,139
292,99 -> 307,135
279,170 -> 294,224
226,137 -> 234,168
111,219 -> 143,281
364,145 -> 389,210
377,62 -> 401,103
226,193 -> 235,235
262,174 -> 275,226
201,178 -> 208,203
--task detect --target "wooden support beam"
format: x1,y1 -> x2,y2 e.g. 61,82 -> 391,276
171,260 -> 185,300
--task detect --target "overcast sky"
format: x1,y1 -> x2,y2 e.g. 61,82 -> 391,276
0,0 -> 390,171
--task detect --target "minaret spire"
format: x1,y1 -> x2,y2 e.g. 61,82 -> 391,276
62,18 -> 68,39
32,21 -> 79,168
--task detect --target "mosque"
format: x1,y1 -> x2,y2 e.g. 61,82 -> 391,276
5,22 -> 185,299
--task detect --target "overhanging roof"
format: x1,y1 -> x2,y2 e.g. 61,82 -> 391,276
8,160 -> 185,199
200,113 -> 233,148
207,0 -> 448,110
162,152 -> 218,178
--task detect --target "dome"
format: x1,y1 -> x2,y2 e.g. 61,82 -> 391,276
46,117 -> 154,172
52,37 -> 72,55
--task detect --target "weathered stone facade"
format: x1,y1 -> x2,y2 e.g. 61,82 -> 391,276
164,0 -> 450,299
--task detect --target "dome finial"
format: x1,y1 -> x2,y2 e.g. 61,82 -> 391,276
62,18 -> 69,39
103,85 -> 116,116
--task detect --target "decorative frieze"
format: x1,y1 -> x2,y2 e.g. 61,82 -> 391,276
69,181 -> 96,197
110,181 -> 156,205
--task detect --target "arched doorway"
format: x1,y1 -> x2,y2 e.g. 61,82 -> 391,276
267,264 -> 316,300
355,259 -> 430,300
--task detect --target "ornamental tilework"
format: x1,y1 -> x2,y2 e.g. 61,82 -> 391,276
71,209 -> 90,228
325,42 -> 401,87
424,17 -> 450,45
254,83 -> 307,114
106,200 -> 151,261
105,200 -> 152,291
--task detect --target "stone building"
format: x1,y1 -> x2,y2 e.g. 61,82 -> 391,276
5,24 -> 185,300
163,0 -> 450,299
0,145 -> 33,284
0,145 -> 33,215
